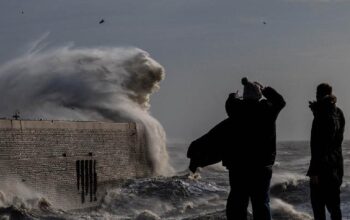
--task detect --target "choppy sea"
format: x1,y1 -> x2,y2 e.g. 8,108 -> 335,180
1,141 -> 350,220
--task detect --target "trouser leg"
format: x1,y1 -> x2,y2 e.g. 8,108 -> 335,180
227,170 -> 250,220
226,188 -> 250,220
310,181 -> 326,220
325,182 -> 342,220
250,167 -> 272,220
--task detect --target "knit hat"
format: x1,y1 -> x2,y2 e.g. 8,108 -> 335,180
241,77 -> 262,101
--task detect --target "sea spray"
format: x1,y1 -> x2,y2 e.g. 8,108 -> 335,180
270,172 -> 310,205
271,199 -> 312,220
0,179 -> 50,212
0,45 -> 173,176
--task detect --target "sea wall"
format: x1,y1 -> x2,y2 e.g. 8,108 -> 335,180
0,119 -> 151,210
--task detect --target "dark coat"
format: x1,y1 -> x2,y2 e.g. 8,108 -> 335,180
187,118 -> 233,171
307,95 -> 345,184
223,87 -> 286,169
187,87 -> 285,171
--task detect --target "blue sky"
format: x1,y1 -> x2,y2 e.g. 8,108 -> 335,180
1,0 -> 350,141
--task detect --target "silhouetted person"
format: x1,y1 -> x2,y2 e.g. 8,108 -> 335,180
307,83 -> 345,220
187,78 -> 285,220
224,78 -> 285,220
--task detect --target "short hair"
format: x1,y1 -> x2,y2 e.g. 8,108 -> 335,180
317,83 -> 332,97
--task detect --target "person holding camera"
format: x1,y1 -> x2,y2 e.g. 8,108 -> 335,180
223,77 -> 286,220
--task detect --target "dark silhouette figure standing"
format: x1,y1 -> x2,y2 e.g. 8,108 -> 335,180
307,83 -> 345,220
187,77 -> 285,220
223,78 -> 285,220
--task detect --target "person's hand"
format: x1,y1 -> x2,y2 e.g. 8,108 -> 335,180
254,81 -> 264,91
310,176 -> 319,184
309,101 -> 316,111
229,90 -> 240,99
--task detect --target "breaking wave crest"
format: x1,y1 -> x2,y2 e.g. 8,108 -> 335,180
0,173 -> 331,220
0,180 -> 60,220
271,173 -> 310,204
0,44 -> 173,176
100,174 -> 228,219
270,199 -> 312,220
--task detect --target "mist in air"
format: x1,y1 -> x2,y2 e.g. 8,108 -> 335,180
0,42 -> 173,176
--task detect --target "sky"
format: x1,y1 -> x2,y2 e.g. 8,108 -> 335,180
1,0 -> 350,142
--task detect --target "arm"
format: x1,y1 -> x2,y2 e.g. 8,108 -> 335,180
308,114 -> 337,176
262,86 -> 286,116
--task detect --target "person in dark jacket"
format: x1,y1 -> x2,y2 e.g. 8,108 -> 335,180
224,78 -> 286,220
187,92 -> 241,173
307,83 -> 345,220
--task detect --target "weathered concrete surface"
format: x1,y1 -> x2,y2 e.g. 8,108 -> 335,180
0,119 -> 151,210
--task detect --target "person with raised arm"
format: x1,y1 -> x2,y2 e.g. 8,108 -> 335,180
307,83 -> 345,220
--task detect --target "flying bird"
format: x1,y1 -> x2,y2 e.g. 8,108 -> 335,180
262,21 -> 267,25
99,19 -> 105,24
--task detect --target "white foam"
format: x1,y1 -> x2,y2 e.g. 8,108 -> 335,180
271,198 -> 312,220
0,41 -> 173,176
271,172 -> 308,187
0,178 -> 50,210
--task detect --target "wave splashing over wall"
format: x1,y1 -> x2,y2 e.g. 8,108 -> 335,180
0,46 -> 173,176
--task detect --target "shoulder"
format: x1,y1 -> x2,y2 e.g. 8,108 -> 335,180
336,107 -> 344,114
334,106 -> 344,117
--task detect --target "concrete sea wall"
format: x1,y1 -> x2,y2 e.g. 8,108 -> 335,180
0,119 -> 152,210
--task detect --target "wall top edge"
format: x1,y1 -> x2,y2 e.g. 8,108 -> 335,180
0,119 -> 137,130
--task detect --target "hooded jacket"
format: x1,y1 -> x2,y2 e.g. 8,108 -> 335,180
223,87 -> 286,168
307,95 -> 345,184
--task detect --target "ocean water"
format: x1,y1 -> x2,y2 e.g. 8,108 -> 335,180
0,141 -> 350,220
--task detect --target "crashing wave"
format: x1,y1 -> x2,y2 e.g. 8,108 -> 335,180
270,173 -> 309,204
0,44 -> 173,176
271,199 -> 312,220
100,174 -> 227,219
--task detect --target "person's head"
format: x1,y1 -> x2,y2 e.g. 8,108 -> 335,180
242,77 -> 262,101
316,83 -> 332,101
